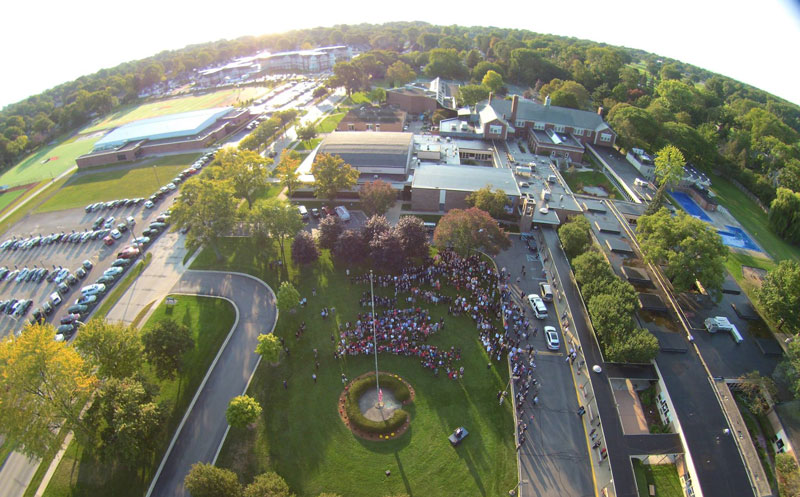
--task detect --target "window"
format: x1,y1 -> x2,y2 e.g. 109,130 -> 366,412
573,128 -> 583,136
116,154 -> 126,161
515,120 -> 526,128
366,124 -> 373,131
554,124 -> 565,133
600,133 -> 612,142
347,123 -> 355,131
375,124 -> 380,131
533,122 -> 545,130
489,124 -> 503,135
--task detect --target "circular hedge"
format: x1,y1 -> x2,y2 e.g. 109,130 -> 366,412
344,372 -> 412,435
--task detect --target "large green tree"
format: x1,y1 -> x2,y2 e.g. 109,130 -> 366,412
606,103 -> 661,151
275,150 -> 302,197
141,319 -> 194,381
458,85 -> 490,107
184,463 -> 242,497
433,207 -> 511,256
645,144 -> 686,214
243,472 -> 292,497
226,395 -> 262,429
250,198 -> 304,264
276,281 -> 300,314
330,61 -> 367,96
465,185 -> 509,218
359,179 -> 397,216
386,61 -> 417,87
558,216 -> 593,260
769,188 -> 800,243
757,260 -> 800,333
311,153 -> 360,201
171,177 -> 238,260
481,70 -> 504,93
74,319 -> 142,380
424,48 -> 468,80
0,323 -> 97,458
296,123 -> 318,145
213,148 -> 271,209
637,208 -> 727,298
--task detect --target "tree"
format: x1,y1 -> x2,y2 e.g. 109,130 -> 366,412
539,80 -> 590,109
769,188 -> 800,244
311,153 -> 360,201
141,319 -> 194,381
481,70 -> 504,93
367,87 -> 387,104
757,260 -> 800,333
330,61 -> 367,96
637,208 -> 727,297
317,215 -> 343,250
297,123 -> 318,145
465,185 -> 509,218
244,472 -> 291,497
607,103 -> 661,152
275,150 -> 302,197
214,149 -> 270,208
291,231 -> 320,265
386,61 -> 416,87
226,395 -> 262,429
359,180 -> 396,216
605,327 -> 660,363
83,377 -> 166,466
361,215 -> 391,246
74,319 -> 142,379
424,48 -> 467,80
433,207 -> 511,256
276,280 -> 300,315
458,84 -> 490,107
171,177 -> 238,260
333,229 -> 368,264
776,452 -> 800,497
250,198 -> 304,264
558,216 -> 593,260
369,229 -> 405,271
472,61 -> 503,83
255,333 -> 283,366
572,251 -> 614,293
395,215 -> 430,259
645,145 -> 685,214
184,463 -> 242,497
0,323 -> 97,458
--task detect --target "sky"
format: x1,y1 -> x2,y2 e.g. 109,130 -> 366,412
2,0 -> 800,109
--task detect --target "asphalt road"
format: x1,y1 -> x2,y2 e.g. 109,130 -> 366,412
146,270 -> 276,497
0,451 -> 38,497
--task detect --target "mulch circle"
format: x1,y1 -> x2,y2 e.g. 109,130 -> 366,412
338,371 -> 416,442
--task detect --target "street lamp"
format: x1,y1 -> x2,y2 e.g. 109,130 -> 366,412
152,165 -> 161,187
508,479 -> 529,496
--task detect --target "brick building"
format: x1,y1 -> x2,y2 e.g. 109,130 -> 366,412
336,105 -> 407,132
411,164 -> 520,212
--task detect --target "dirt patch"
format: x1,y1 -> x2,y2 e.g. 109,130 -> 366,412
742,266 -> 768,288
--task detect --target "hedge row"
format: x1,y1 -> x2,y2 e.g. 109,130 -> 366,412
345,373 -> 411,434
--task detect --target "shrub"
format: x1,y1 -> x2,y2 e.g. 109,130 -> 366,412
344,373 -> 411,434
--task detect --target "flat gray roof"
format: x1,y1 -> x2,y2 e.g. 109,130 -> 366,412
318,132 -> 413,170
412,164 -> 521,196
583,200 -> 607,212
605,238 -> 634,254
595,220 -> 621,234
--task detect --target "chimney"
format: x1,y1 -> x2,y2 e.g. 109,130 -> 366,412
511,95 -> 519,123
597,106 -> 604,116
544,96 -> 551,107
488,92 -> 494,104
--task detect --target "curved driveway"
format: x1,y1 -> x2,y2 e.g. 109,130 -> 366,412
147,270 -> 276,497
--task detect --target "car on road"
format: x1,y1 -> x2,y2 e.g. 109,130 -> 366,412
539,282 -> 553,302
527,294 -> 548,319
545,326 -> 560,350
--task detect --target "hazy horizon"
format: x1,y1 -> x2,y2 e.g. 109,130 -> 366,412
2,0 -> 799,109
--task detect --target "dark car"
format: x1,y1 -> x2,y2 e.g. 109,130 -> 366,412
57,282 -> 69,294
31,309 -> 45,324
66,274 -> 78,286
57,324 -> 75,336
42,301 -> 53,314
96,275 -> 117,285
92,217 -> 106,230
5,299 -> 18,314
111,258 -> 132,268
82,260 -> 93,270
60,314 -> 80,325
75,267 -> 87,279
67,304 -> 88,314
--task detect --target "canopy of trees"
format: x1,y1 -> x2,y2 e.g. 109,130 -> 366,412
433,207 -> 511,256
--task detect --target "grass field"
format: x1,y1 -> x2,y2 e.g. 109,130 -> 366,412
0,189 -> 26,213
562,169 -> 623,199
292,138 -> 322,151
315,112 -> 345,133
341,92 -> 372,106
0,135 -> 96,186
35,153 -> 200,213
632,459 -> 683,497
192,237 -> 517,497
82,87 -> 271,133
42,296 -> 236,497
709,173 -> 800,263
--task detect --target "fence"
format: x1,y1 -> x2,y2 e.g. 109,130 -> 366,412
727,178 -> 769,214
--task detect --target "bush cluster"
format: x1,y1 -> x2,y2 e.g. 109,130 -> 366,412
344,373 -> 411,434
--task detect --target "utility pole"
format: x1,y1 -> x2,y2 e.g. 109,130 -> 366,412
370,270 -> 381,407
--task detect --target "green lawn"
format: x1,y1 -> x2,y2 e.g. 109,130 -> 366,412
42,296 -> 236,497
193,238 -> 516,497
632,459 -> 683,497
292,138 -> 322,151
341,92 -> 372,106
93,253 -> 153,318
35,153 -> 200,213
0,135 -> 96,186
82,87 -> 270,134
0,189 -> 26,213
316,112 -> 346,133
562,169 -> 623,199
709,173 -> 800,263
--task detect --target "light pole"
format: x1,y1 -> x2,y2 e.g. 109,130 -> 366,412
370,270 -> 382,408
508,480 -> 529,496
152,165 -> 161,188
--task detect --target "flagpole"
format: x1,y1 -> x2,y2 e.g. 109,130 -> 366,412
370,270 -> 381,408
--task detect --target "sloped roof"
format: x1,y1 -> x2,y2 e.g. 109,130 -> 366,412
317,132 -> 413,170
478,97 -> 612,132
412,164 -> 520,196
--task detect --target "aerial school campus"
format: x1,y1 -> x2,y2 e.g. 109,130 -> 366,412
0,21 -> 799,497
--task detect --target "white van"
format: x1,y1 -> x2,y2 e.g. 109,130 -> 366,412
297,205 -> 309,221
334,206 -> 351,222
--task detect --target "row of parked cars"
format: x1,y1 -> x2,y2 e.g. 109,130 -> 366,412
85,198 -> 145,213
144,151 -> 215,209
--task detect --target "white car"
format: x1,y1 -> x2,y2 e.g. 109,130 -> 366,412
527,294 -> 548,319
49,292 -> 62,306
144,200 -> 155,209
166,183 -> 177,191
110,229 -> 122,239
103,267 -> 124,277
126,216 -> 136,226
545,326 -> 560,350
104,217 -> 116,228
80,283 -> 106,296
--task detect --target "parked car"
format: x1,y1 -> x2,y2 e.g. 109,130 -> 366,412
545,326 -> 560,350
82,260 -> 94,270
111,258 -> 132,268
75,295 -> 97,306
118,247 -> 140,259
103,236 -> 114,246
67,304 -> 88,314
96,275 -> 118,284
80,284 -> 106,296
50,292 -> 62,306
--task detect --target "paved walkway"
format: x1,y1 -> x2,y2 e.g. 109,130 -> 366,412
146,271 -> 276,497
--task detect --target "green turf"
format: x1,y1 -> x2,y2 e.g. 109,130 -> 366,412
709,173 -> 800,263
292,138 -> 322,151
341,92 -> 372,106
93,253 -> 153,318
562,169 -> 622,199
192,237 -> 517,497
42,296 -> 236,497
82,87 -> 270,134
0,189 -> 26,213
631,459 -> 683,497
35,153 -> 200,213
0,135 -> 96,186
316,112 -> 346,133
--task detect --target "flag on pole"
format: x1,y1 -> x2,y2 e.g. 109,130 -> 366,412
379,388 -> 383,404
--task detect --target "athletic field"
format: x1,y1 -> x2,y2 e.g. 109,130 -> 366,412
0,135 -> 98,186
